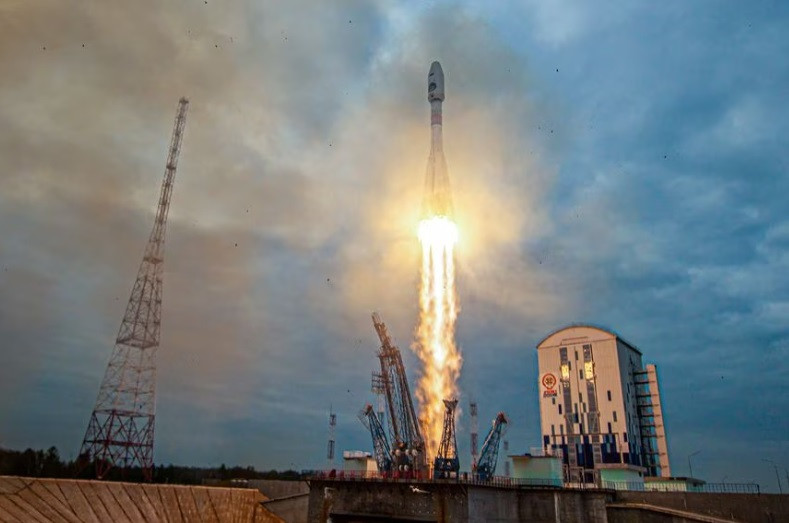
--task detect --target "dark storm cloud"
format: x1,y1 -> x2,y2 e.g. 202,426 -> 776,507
1,0 -> 787,491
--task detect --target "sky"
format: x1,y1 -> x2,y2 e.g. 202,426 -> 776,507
1,0 -> 788,492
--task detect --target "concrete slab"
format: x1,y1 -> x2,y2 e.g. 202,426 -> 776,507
91,482 -> 131,521
175,485 -> 201,521
191,486 -> 219,522
157,482 -> 184,522
0,476 -> 281,523
57,480 -> 101,523
15,484 -> 71,523
139,484 -> 170,521
124,483 -> 160,522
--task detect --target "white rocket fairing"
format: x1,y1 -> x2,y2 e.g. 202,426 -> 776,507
423,61 -> 453,218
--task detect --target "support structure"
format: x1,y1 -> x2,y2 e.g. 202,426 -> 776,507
634,364 -> 671,477
470,401 -> 479,469
503,440 -> 510,477
327,407 -> 337,467
371,371 -> 387,433
371,312 -> 426,473
359,404 -> 392,473
78,97 -> 189,481
476,412 -> 508,481
433,399 -> 459,479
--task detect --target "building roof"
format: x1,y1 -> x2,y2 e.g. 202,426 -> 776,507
536,324 -> 643,355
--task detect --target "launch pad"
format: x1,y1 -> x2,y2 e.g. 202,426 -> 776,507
306,477 -> 786,523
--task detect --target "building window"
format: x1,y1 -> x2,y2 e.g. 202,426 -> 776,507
558,404 -> 562,415
613,411 -> 618,422
551,424 -> 555,435
551,397 -> 556,405
579,369 -> 584,380
560,424 -> 564,435
575,350 -> 578,360
623,432 -> 628,443
583,403 -> 587,413
580,423 -> 584,434
574,403 -> 578,414
568,361 -> 572,370
578,392 -> 583,402
608,422 -> 612,433
607,390 -> 612,401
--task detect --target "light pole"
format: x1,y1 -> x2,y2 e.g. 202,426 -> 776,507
761,459 -> 783,494
687,450 -> 701,479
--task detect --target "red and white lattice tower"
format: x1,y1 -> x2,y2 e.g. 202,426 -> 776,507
79,98 -> 189,481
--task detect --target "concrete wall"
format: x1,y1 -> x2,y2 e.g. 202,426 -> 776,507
308,480 -> 457,522
614,490 -> 789,523
308,479 -> 789,523
262,494 -> 309,523
307,479 -> 611,523
0,475 -> 283,522
248,479 -> 309,523
248,479 -> 309,499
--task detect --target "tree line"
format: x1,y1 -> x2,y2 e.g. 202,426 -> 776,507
0,447 -> 305,484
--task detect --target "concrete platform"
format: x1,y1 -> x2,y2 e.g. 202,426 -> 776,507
0,476 -> 284,522
307,478 -> 789,523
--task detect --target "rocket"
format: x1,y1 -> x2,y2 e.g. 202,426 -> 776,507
423,61 -> 453,218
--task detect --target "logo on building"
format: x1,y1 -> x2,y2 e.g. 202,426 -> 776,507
541,372 -> 558,397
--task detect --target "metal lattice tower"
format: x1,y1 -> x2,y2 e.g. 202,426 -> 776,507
470,400 -> 479,469
78,98 -> 189,481
503,440 -> 510,477
433,399 -> 459,479
327,406 -> 337,466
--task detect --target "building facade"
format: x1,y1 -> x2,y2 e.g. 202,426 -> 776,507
536,325 -> 670,484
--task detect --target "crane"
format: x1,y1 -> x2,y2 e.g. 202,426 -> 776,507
475,412 -> 509,481
371,312 -> 426,474
359,404 -> 392,473
433,398 -> 459,479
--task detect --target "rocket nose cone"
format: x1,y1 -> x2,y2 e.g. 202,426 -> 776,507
428,61 -> 445,102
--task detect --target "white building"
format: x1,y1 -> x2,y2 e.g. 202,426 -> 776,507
536,325 -> 670,484
342,451 -> 378,474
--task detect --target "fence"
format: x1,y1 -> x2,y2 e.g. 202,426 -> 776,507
603,481 -> 760,494
309,470 -> 562,489
309,471 -> 759,494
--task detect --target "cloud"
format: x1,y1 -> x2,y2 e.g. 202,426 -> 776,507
1,0 -> 788,491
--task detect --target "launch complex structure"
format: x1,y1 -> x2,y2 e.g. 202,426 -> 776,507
359,312 -> 508,480
357,62 -> 509,481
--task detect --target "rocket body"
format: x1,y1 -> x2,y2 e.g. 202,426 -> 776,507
423,61 -> 453,218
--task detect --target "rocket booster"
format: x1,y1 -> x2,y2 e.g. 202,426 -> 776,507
423,61 -> 453,218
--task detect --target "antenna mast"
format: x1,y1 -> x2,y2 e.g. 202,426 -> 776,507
78,98 -> 189,481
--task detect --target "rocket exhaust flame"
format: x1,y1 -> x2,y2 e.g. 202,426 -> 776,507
414,61 -> 463,461
416,216 -> 460,460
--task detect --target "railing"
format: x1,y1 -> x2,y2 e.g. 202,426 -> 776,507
603,481 -> 760,494
309,472 -> 759,494
308,470 -> 562,489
